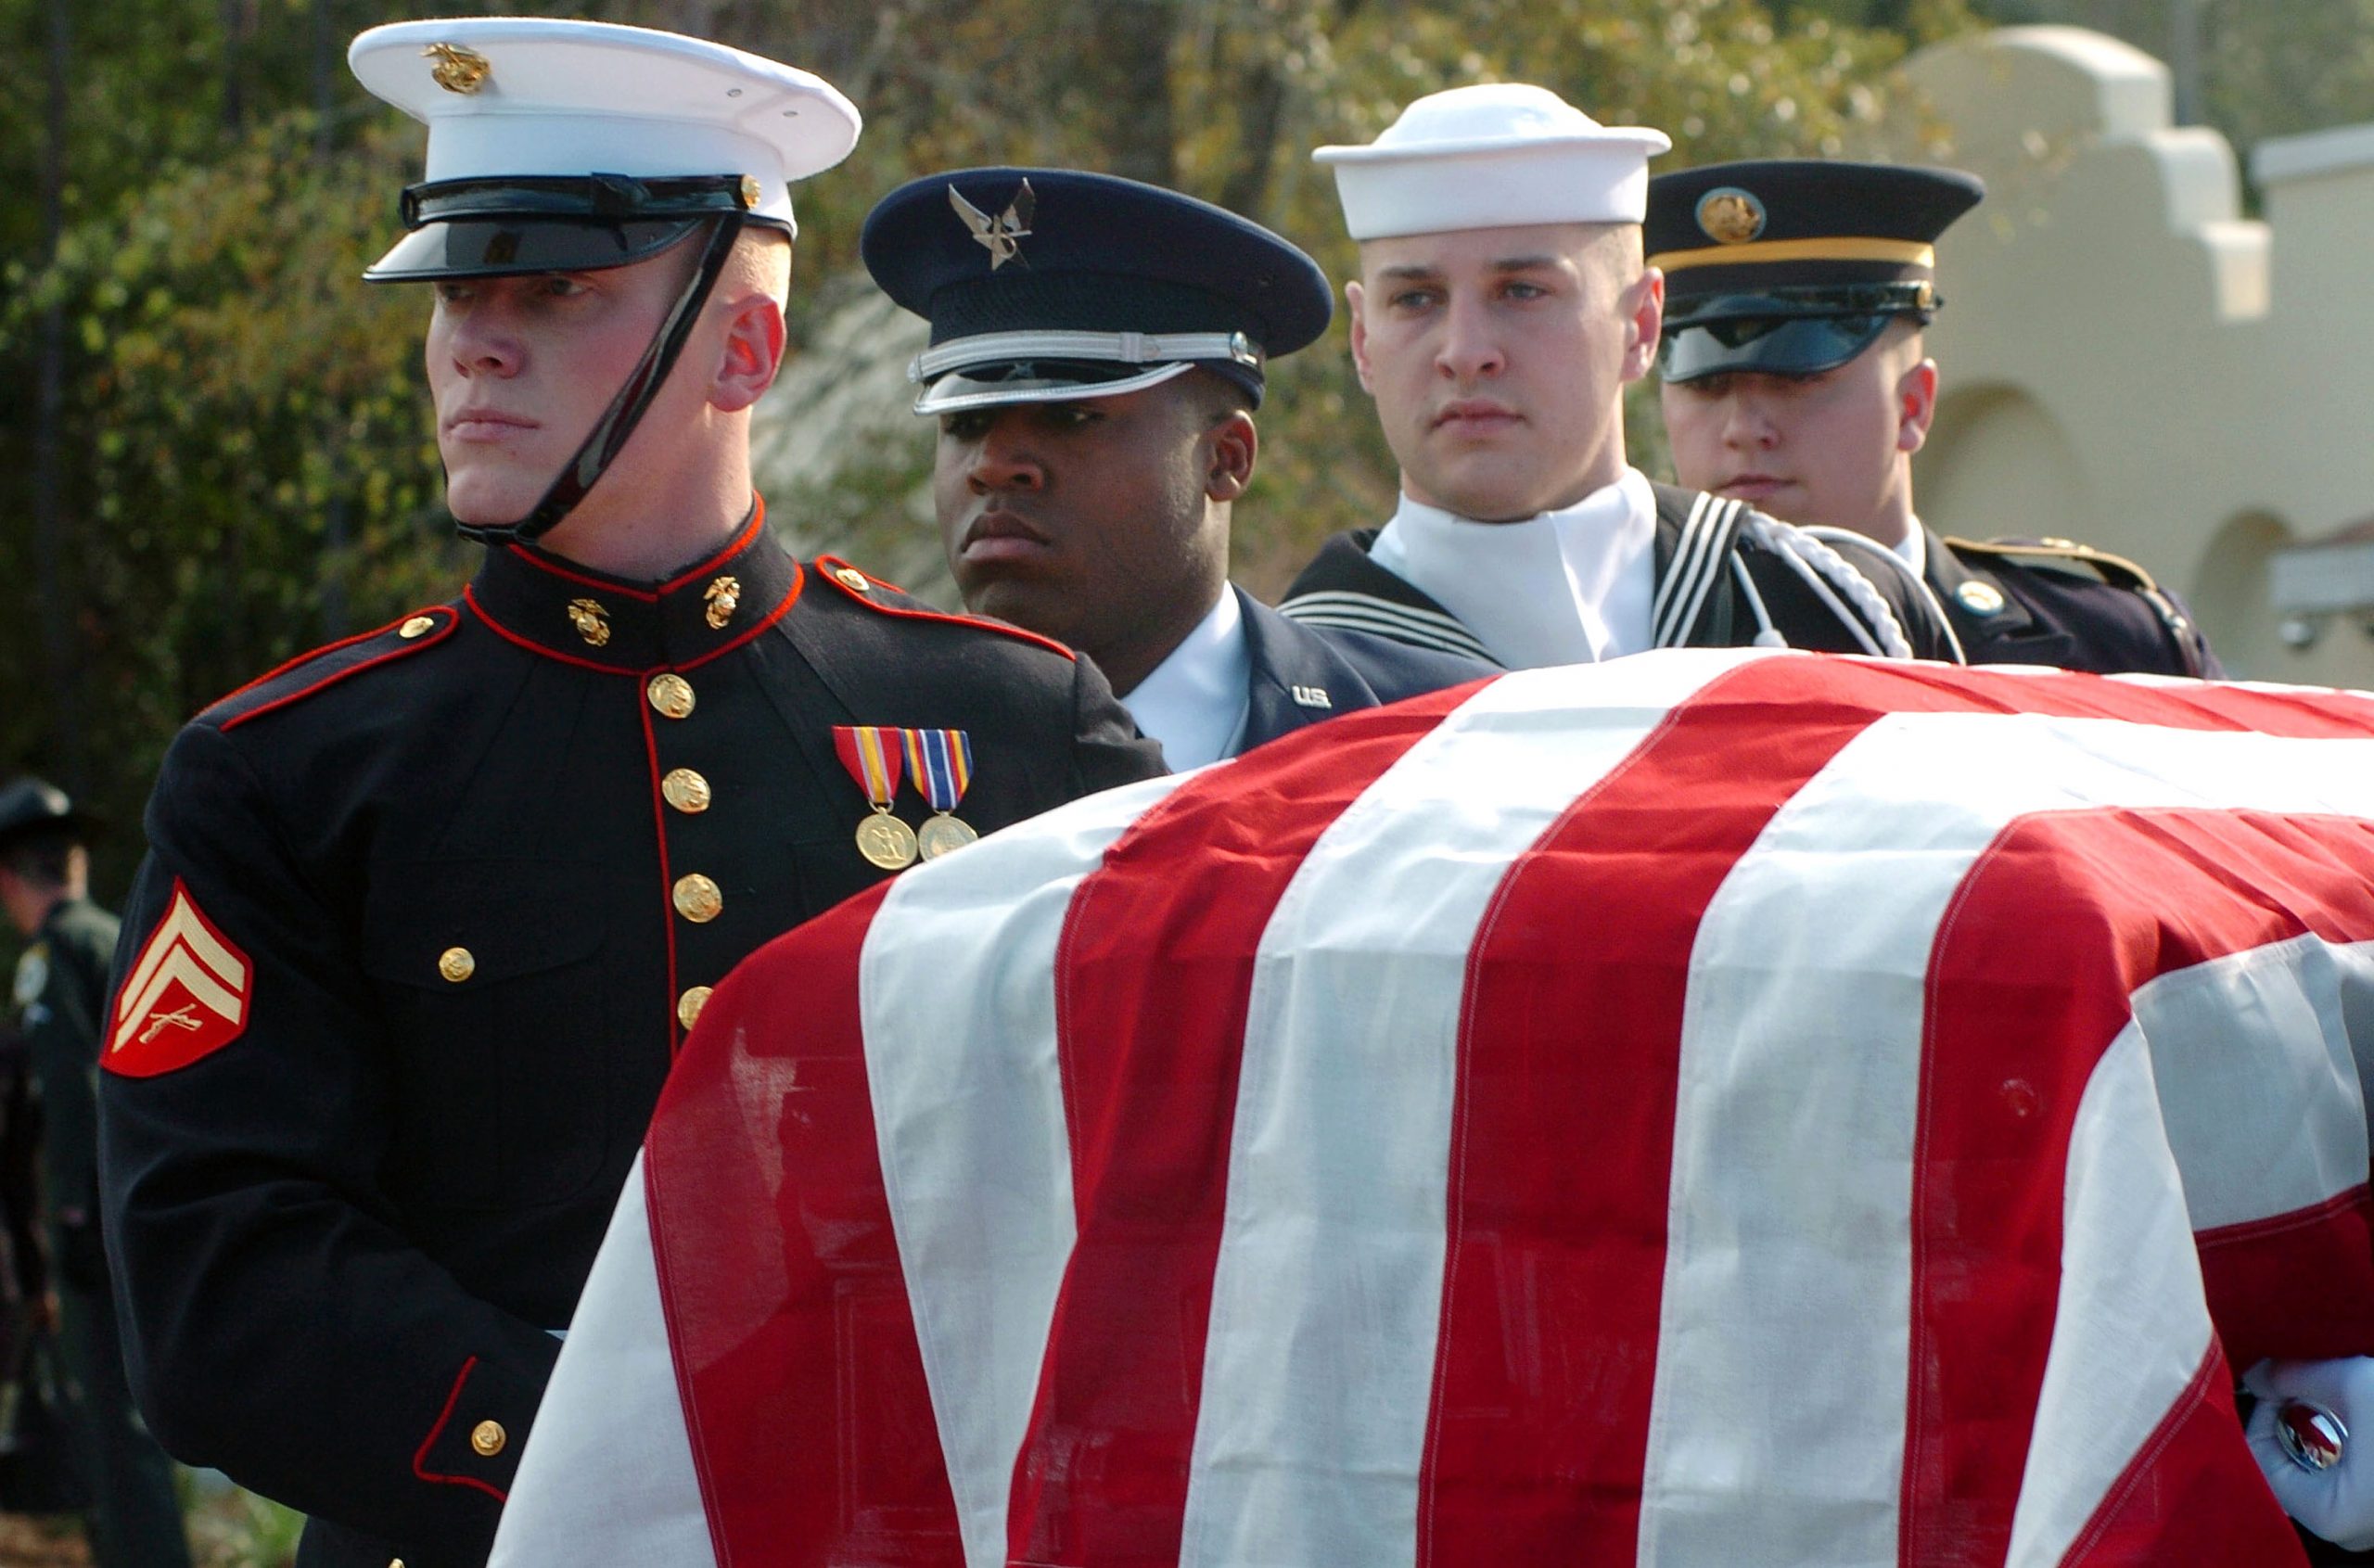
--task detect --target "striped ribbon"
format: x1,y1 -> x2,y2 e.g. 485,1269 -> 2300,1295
832,726 -> 906,809
900,729 -> 975,813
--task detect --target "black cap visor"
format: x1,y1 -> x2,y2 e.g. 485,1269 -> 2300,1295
364,173 -> 780,282
1659,312 -> 1897,382
364,216 -> 708,282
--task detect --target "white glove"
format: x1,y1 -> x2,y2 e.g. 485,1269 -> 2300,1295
2247,1356 -> 2374,1550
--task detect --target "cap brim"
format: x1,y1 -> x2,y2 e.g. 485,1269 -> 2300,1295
913,361 -> 1198,416
364,217 -> 706,281
1658,312 -> 1893,381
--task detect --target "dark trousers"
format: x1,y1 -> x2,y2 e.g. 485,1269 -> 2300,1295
55,1279 -> 194,1568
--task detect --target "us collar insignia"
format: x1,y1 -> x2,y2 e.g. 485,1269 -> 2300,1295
951,178 -> 1036,270
1697,186 -> 1767,245
704,575 -> 741,631
567,597 -> 611,647
423,42 -> 492,96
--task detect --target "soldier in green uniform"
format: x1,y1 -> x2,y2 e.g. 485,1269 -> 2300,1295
0,778 -> 192,1568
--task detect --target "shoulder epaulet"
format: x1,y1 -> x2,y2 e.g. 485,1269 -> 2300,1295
201,606 -> 460,733
1943,536 -> 2159,593
810,555 -> 1077,662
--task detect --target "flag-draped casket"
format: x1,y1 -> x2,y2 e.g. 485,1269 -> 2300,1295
491,650 -> 2374,1567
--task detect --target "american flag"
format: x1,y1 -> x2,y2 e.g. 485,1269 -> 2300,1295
491,650 -> 2374,1567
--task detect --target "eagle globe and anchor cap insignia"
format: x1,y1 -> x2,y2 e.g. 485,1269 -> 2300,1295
951,178 -> 1036,270
1697,185 -> 1767,245
106,882 -> 254,1077
422,41 -> 492,96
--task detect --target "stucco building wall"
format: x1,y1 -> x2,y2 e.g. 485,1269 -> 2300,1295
1889,26 -> 2374,685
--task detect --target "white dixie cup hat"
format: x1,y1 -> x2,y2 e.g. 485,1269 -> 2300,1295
1313,83 -> 1672,240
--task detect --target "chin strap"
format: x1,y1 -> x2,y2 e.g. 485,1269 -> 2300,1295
456,212 -> 747,546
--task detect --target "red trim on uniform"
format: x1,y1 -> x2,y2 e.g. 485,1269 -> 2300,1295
215,609 -> 458,733
675,561 -> 802,673
207,606 -> 452,713
815,555 -> 1078,662
465,585 -> 627,675
505,549 -> 661,604
506,495 -> 771,603
657,496 -> 768,594
640,695 -> 683,1055
412,1356 -> 509,1503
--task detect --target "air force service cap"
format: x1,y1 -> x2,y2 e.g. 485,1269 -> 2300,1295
1649,159 -> 1984,382
862,168 -> 1332,415
349,17 -> 862,281
1313,83 -> 1671,240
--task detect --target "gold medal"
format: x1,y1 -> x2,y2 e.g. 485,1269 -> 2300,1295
916,814 -> 978,860
856,810 -> 920,871
900,728 -> 979,862
836,725 -> 919,872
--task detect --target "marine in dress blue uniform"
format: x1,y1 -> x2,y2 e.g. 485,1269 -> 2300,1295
863,168 -> 1492,769
96,23 -> 1160,1568
1648,159 -> 2217,677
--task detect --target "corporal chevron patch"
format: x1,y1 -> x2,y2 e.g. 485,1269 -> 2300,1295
106,881 -> 252,1077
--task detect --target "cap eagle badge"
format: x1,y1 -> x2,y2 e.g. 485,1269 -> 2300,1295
422,42 -> 493,96
1696,187 -> 1767,246
951,180 -> 1036,270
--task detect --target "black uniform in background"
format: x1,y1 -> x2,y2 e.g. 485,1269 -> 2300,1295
1925,530 -> 2221,677
13,895 -> 194,1567
99,518 -> 1162,1568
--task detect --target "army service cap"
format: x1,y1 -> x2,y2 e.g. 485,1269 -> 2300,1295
349,17 -> 861,281
1649,159 -> 1984,382
1313,83 -> 1671,241
862,168 -> 1332,415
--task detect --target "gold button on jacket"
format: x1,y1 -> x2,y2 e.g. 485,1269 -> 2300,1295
661,768 -> 712,814
469,1419 -> 506,1457
677,986 -> 714,1031
437,947 -> 475,984
672,874 -> 723,924
646,673 -> 696,720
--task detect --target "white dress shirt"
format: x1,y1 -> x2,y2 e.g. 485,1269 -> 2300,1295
1369,467 -> 1659,670
1894,519 -> 1928,576
1121,586 -> 1252,771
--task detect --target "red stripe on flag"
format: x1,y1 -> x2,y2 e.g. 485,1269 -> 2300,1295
1423,658 -> 2374,1564
645,882 -> 967,1567
1905,808 -> 2374,1566
2199,1184 -> 2374,1371
1004,688 -> 1473,1564
1421,658 -> 2025,1562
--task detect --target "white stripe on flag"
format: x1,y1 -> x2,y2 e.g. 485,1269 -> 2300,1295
488,1152 -> 709,1567
2140,934 -> 2374,1230
1640,714 -> 2374,1567
1181,654 -> 1739,1568
2008,1019 -> 2211,1566
863,772 -> 1187,1568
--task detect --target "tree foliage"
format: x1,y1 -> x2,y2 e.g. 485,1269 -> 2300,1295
9,0 -> 2367,899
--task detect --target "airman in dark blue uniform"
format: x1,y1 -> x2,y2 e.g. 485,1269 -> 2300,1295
863,167 -> 1492,770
